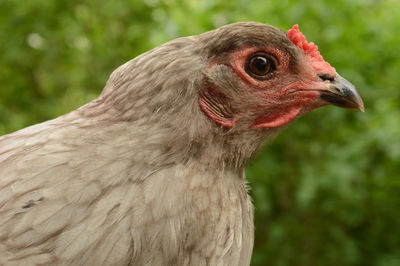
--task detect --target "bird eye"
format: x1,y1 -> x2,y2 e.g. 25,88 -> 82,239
246,53 -> 275,79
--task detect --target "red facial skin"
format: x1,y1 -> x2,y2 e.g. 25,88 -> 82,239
199,85 -> 239,127
200,25 -> 338,129
231,46 -> 328,128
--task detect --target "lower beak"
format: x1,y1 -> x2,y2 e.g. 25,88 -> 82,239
319,74 -> 364,112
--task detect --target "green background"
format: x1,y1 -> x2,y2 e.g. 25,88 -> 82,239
1,0 -> 399,265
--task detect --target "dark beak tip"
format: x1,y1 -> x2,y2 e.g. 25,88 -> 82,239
358,102 -> 365,112
348,90 -> 365,112
350,85 -> 365,112
321,74 -> 364,113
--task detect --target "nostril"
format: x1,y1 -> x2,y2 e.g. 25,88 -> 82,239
319,74 -> 335,82
332,86 -> 341,93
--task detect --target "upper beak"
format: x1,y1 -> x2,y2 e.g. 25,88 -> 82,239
319,74 -> 364,112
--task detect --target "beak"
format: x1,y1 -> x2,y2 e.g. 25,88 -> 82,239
319,74 -> 364,112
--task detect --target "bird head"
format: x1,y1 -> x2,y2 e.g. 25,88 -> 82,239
99,22 -> 363,168
199,23 -> 364,130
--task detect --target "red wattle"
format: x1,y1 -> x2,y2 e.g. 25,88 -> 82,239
252,106 -> 302,128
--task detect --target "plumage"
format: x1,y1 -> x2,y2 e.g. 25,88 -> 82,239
0,22 -> 363,265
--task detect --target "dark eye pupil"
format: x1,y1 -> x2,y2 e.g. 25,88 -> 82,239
247,54 -> 274,78
254,57 -> 268,71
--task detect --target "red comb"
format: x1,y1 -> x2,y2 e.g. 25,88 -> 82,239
288,24 -> 335,74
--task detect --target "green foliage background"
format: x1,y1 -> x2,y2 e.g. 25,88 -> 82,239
1,0 -> 399,265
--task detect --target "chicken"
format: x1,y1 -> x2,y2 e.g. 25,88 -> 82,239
0,22 -> 363,265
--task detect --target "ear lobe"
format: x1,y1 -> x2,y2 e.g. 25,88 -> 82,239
199,86 -> 238,127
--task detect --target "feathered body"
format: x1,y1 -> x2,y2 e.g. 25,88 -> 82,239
0,22 -> 363,265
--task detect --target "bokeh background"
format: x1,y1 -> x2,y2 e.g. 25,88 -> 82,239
1,0 -> 399,265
